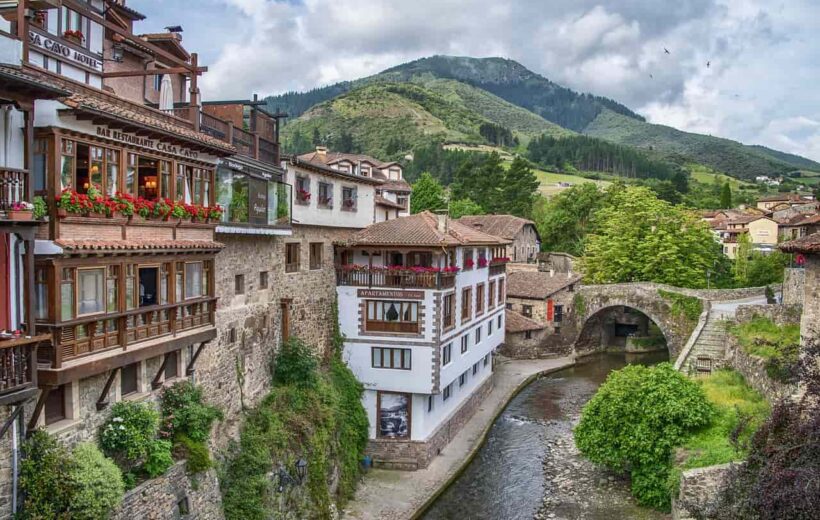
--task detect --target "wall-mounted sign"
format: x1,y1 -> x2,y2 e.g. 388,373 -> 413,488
357,289 -> 425,300
218,159 -> 277,180
248,177 -> 268,225
29,29 -> 102,73
94,127 -> 202,160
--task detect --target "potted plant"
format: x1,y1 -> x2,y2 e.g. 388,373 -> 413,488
343,198 -> 356,210
207,204 -> 224,222
135,197 -> 154,220
8,201 -> 34,221
86,185 -> 106,217
185,204 -> 202,222
32,196 -> 47,220
296,189 -> 311,203
478,257 -> 488,268
56,188 -> 91,217
153,199 -> 171,220
464,258 -> 475,269
63,30 -> 85,45
113,192 -> 135,219
169,201 -> 187,223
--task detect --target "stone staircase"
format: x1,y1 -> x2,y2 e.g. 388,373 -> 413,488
679,310 -> 729,374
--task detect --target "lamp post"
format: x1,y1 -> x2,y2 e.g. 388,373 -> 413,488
295,458 -> 308,484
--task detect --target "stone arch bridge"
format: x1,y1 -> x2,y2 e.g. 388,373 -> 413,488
566,283 -> 771,367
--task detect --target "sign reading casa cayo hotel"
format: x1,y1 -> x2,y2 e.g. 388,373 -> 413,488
29,29 -> 103,73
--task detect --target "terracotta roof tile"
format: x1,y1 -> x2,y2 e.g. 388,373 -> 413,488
374,196 -> 406,210
505,310 -> 546,333
758,193 -> 807,203
55,239 -> 223,252
0,65 -> 68,97
342,211 -> 510,247
456,215 -> 537,241
780,233 -> 820,254
506,271 -> 582,300
777,213 -> 820,226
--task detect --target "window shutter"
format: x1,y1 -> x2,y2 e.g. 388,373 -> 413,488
547,299 -> 554,321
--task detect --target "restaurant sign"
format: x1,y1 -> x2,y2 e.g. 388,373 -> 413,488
248,177 -> 268,225
357,289 -> 425,300
95,127 -> 202,160
29,30 -> 102,73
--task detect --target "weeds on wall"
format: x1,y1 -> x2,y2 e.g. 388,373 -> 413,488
658,289 -> 703,323
729,317 -> 802,383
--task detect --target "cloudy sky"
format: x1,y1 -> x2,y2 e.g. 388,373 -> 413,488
130,0 -> 820,162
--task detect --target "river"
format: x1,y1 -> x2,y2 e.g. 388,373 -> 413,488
421,352 -> 671,520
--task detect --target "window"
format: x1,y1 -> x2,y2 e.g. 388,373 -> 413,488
44,384 -> 67,425
309,243 -> 323,270
286,243 -> 300,273
472,362 -> 479,375
366,301 -> 420,333
342,186 -> 357,211
77,268 -> 105,316
498,315 -> 502,329
443,383 -> 452,401
397,196 -> 407,209
34,267 -> 48,321
443,293 -> 455,329
184,262 -> 204,299
427,395 -> 434,413
318,181 -> 333,208
488,320 -> 493,335
525,331 -> 533,340
522,305 -> 533,318
121,362 -> 139,396
489,281 -> 496,308
33,138 -> 47,194
484,354 -> 490,367
154,74 -> 163,92
475,326 -> 482,344
138,266 -> 159,307
554,326 -> 561,334
164,351 -> 179,380
554,305 -> 564,323
372,347 -> 411,370
461,287 -> 472,322
506,303 -> 512,310
568,284 -> 575,293
499,279 -> 505,303
442,343 -> 452,366
259,271 -> 268,289
235,274 -> 245,295
461,335 -> 469,354
476,284 -> 485,315
463,248 -> 474,270
459,371 -> 467,387
61,7 -> 87,47
296,176 -> 310,204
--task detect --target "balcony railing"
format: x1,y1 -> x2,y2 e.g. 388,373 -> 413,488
200,111 -> 230,141
0,168 -> 28,213
232,127 -> 256,158
336,268 -> 456,290
38,298 -> 216,369
0,335 -> 43,399
259,137 -> 278,165
489,263 -> 506,277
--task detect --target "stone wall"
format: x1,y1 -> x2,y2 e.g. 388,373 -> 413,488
368,374 -> 494,470
727,339 -> 797,402
672,463 -> 735,520
735,304 -> 803,326
110,461 -> 224,520
503,286 -> 578,359
501,329 -> 555,358
782,268 -> 805,305
800,255 -> 819,344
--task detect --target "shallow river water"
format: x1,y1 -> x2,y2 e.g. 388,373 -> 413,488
421,352 -> 671,520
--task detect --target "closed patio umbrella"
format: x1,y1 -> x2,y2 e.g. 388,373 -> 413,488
159,74 -> 174,113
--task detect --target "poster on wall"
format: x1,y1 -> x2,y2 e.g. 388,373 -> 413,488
378,392 -> 410,439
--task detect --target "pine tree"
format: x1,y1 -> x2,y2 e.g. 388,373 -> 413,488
500,157 -> 540,218
410,172 -> 446,214
450,152 -> 505,212
311,127 -> 322,146
720,182 -> 733,208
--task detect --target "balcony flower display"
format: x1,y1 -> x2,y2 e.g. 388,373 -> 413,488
342,198 -> 356,209
491,257 -> 511,264
135,198 -> 155,219
8,201 -> 34,221
296,189 -> 311,202
208,204 -> 224,222
478,257 -> 489,268
153,198 -> 172,219
113,192 -> 135,217
32,196 -> 47,220
319,195 -> 332,207
340,264 -> 460,274
169,200 -> 188,220
63,29 -> 85,44
56,188 -> 92,216
185,203 -> 204,222
464,258 -> 475,269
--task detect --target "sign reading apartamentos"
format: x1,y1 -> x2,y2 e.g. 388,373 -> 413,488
357,289 -> 424,300
29,30 -> 103,73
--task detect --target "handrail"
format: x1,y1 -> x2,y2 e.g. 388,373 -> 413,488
336,268 -> 457,290
0,168 -> 29,212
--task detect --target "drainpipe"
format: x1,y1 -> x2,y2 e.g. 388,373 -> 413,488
2,104 -> 12,167
11,406 -> 20,514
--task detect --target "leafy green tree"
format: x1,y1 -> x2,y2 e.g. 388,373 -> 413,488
500,156 -> 540,218
449,198 -> 484,219
335,130 -> 355,153
671,170 -> 690,193
746,250 -> 789,287
311,127 -> 321,146
720,181 -> 733,208
733,232 -> 752,286
69,443 -> 125,520
450,152 -> 505,212
410,172 -> 446,214
581,186 -> 727,288
531,183 -> 606,256
574,363 -> 713,510
284,129 -> 312,155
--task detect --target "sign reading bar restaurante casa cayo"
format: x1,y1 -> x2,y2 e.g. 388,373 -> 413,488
95,127 -> 201,160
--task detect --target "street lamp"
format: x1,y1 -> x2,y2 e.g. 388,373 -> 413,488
295,458 -> 308,484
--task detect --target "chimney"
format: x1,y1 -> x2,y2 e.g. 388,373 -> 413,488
316,146 -> 328,157
472,223 -> 483,230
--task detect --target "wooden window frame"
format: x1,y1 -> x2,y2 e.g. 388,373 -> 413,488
442,343 -> 452,366
475,283 -> 485,315
442,292 -> 455,331
259,271 -> 268,289
365,300 -> 420,334
309,242 -> 323,270
460,334 -> 468,354
489,281 -> 496,309
461,287 -> 472,322
286,243 -> 301,273
522,304 -> 533,318
371,347 -> 412,370
75,267 -> 106,318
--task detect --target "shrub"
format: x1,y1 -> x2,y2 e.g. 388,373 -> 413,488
18,430 -> 73,519
574,363 -> 713,510
273,337 -> 318,388
142,439 -> 174,478
658,290 -> 703,323
174,434 -> 213,474
99,401 -> 161,475
160,381 -> 223,443
68,443 -> 125,520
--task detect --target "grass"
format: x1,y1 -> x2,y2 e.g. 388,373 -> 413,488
729,317 -> 801,360
658,290 -> 703,323
668,369 -> 770,494
686,163 -> 756,191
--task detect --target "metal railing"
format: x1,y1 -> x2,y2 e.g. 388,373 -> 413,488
336,268 -> 456,290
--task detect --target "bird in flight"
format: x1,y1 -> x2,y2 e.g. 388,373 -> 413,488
664,48 -> 670,54
707,61 -> 711,68
649,73 -> 654,79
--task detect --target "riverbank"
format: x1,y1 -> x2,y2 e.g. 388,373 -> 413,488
342,355 -> 575,520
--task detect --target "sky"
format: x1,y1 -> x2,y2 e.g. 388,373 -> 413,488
129,0 -> 820,162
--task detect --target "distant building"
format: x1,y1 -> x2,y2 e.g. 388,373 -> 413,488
756,193 -> 813,212
718,215 -> 779,258
776,213 -> 820,241
456,215 -> 541,263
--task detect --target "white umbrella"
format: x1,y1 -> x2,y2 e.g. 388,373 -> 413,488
159,74 -> 174,113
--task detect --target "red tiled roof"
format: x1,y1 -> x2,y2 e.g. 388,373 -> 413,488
341,211 -> 510,247
296,150 -> 410,190
758,193 -> 807,203
456,215 -> 537,241
505,310 -> 545,333
506,271 -> 582,300
55,239 -> 223,252
0,65 -> 68,97
780,233 -> 820,254
375,196 -> 406,210
379,179 -> 412,192
777,213 -> 820,227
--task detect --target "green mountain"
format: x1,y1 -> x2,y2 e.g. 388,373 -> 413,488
270,55 -> 820,180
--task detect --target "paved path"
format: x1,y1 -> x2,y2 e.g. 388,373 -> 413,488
342,356 -> 575,520
710,293 -> 772,318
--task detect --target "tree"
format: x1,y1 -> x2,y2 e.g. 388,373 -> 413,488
671,169 -> 690,193
450,152 -> 505,212
410,172 -> 446,214
531,183 -> 606,256
720,181 -> 733,208
449,198 -> 484,219
335,130 -> 355,153
499,157 -> 540,218
581,186 -> 728,288
746,250 -> 789,287
733,232 -> 752,286
311,127 -> 321,146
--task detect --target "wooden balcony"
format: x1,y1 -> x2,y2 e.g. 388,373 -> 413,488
232,126 -> 256,158
489,263 -> 507,277
37,298 -> 216,374
0,335 -> 46,406
0,167 -> 29,213
336,268 -> 456,290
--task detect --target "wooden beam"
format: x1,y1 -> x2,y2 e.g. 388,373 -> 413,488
0,406 -> 24,438
101,66 -> 208,79
151,354 -> 169,389
185,342 -> 206,376
96,368 -> 119,411
26,387 -> 50,433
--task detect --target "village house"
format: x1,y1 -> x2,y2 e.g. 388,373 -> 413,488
776,212 -> 820,241
756,193 -> 814,212
334,212 -> 509,469
297,147 -> 411,223
503,270 -> 581,358
456,214 -> 541,263
714,215 -> 779,258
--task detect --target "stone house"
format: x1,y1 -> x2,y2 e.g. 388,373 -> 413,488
776,212 -> 820,241
718,215 -> 779,258
781,232 -> 820,342
502,270 -> 582,358
457,215 -> 541,263
757,193 -> 813,212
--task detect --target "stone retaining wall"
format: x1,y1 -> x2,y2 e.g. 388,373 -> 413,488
782,268 -> 805,305
735,304 -> 803,326
368,374 -> 494,470
672,463 -> 734,520
727,340 -> 796,402
111,461 -> 224,520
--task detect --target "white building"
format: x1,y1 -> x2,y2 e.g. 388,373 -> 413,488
296,147 -> 411,223
335,211 -> 510,469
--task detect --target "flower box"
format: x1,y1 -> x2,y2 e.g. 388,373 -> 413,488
8,210 -> 33,221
